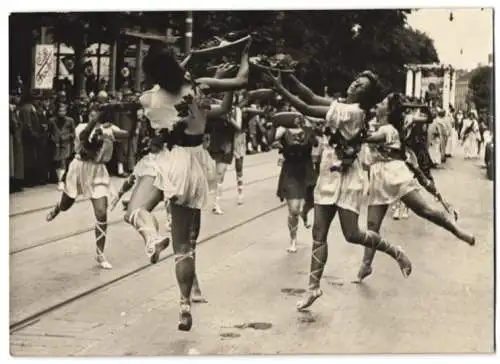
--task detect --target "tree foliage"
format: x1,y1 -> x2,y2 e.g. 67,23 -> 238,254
468,66 -> 493,113
189,10 -> 439,94
11,10 -> 441,97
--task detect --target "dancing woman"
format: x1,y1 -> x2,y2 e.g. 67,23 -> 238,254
232,100 -> 246,205
356,93 -> 476,282
234,89 -> 276,202
271,113 -> 317,253
46,105 -> 128,269
205,90 -> 241,215
124,39 -> 251,331
265,71 -> 412,311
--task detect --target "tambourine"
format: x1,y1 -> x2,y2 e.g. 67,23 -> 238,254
191,35 -> 251,57
271,111 -> 305,128
249,54 -> 298,74
122,30 -> 180,44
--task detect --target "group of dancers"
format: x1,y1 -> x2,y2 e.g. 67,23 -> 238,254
45,35 -> 476,331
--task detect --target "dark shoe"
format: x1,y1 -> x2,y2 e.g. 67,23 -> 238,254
178,302 -> 192,331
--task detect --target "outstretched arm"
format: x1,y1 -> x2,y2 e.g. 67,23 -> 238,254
206,91 -> 234,118
195,38 -> 252,92
263,71 -> 329,119
241,105 -> 266,116
287,74 -> 332,106
205,63 -> 236,118
364,129 -> 387,144
110,125 -> 129,140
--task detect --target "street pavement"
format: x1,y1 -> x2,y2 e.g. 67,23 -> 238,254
9,149 -> 495,356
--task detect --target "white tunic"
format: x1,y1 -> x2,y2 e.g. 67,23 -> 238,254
314,101 -> 366,213
367,124 -> 419,206
139,84 -> 216,209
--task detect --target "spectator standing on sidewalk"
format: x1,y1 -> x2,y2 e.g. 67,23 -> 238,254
114,89 -> 140,176
9,95 -> 24,192
18,93 -> 42,187
35,96 -> 52,185
48,103 -> 76,190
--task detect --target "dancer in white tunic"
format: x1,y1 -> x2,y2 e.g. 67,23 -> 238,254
46,105 -> 128,269
265,70 -> 412,311
356,93 -> 476,282
123,40 -> 252,331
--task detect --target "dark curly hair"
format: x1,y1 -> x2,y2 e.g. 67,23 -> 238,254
354,70 -> 385,113
143,46 -> 186,94
386,92 -> 409,157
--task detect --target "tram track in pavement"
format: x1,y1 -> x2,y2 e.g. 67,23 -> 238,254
9,201 -> 286,333
9,158 -> 276,218
10,172 -> 279,256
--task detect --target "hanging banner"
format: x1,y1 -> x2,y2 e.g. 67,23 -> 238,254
34,44 -> 56,89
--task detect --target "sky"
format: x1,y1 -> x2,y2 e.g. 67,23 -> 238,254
406,8 -> 494,70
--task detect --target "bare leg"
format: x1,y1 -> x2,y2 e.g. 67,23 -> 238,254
46,192 -> 75,221
401,190 -> 475,245
91,197 -> 112,269
286,198 -> 302,253
212,162 -> 229,215
301,186 -> 314,228
296,204 -> 337,311
356,204 -> 388,282
110,174 -> 136,211
189,209 -> 207,303
392,200 -> 401,220
338,208 -> 412,278
170,203 -> 198,331
235,157 -> 244,205
124,176 -> 169,263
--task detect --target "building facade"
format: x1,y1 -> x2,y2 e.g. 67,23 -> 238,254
9,13 -> 181,98
454,69 -> 473,112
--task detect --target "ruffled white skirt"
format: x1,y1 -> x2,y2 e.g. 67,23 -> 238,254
368,160 -> 419,206
152,145 -> 217,209
314,145 -> 366,214
132,153 -> 157,178
64,158 -> 113,200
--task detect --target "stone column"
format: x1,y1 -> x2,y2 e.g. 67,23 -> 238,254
414,68 -> 422,100
109,40 -> 118,96
442,68 -> 451,112
449,69 -> 457,109
134,38 -> 143,91
405,68 -> 414,97
185,12 -> 193,54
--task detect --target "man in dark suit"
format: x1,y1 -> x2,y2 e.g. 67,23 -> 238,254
18,93 -> 42,186
113,89 -> 139,176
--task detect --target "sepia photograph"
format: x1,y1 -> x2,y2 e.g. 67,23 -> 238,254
7,4 -> 495,358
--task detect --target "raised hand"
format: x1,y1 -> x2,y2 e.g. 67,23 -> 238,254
263,69 -> 282,88
214,62 -> 236,79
